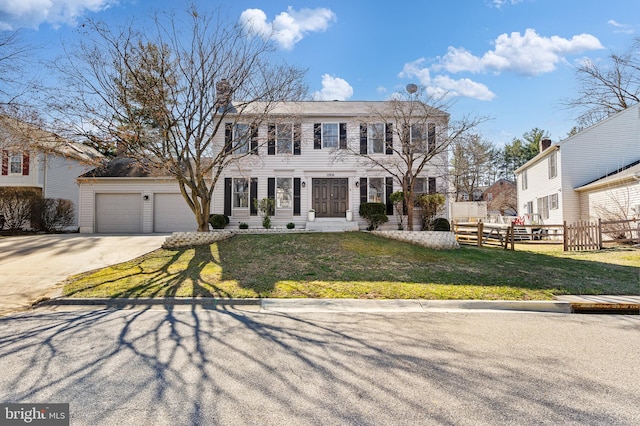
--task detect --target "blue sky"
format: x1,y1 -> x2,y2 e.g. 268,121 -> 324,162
2,0 -> 639,146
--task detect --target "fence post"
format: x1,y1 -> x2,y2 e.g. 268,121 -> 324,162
563,221 -> 568,251
597,218 -> 603,250
477,221 -> 484,247
510,222 -> 515,251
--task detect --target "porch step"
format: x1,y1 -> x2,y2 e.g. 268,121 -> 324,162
305,219 -> 360,232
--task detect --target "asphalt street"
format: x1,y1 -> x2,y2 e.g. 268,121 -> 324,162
0,307 -> 638,425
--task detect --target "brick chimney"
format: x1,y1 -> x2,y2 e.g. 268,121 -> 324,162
539,138 -> 551,153
215,79 -> 232,112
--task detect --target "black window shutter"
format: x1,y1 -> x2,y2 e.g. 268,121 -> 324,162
267,177 -> 275,216
385,177 -> 394,215
428,177 -> 437,194
385,123 -> 393,155
314,123 -> 322,149
250,125 -> 258,154
360,124 -> 367,154
339,123 -> 347,149
250,177 -> 258,216
225,123 -> 233,153
359,178 -> 367,204
224,178 -> 232,216
267,124 -> 275,155
294,123 -> 301,155
293,178 -> 301,216
428,123 -> 436,153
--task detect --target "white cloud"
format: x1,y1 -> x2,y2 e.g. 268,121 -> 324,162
439,29 -> 604,76
239,6 -> 336,50
491,0 -> 523,8
398,58 -> 495,101
0,0 -> 115,30
607,19 -> 635,34
313,74 -> 353,101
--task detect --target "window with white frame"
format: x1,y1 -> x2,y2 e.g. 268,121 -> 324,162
550,193 -> 558,210
368,123 -> 385,154
548,151 -> 557,179
276,178 -> 292,209
411,124 -> 427,152
521,170 -> 528,190
9,152 -> 22,174
526,201 -> 533,215
537,196 -> 549,220
322,123 -> 338,149
233,178 -> 249,208
276,123 -> 293,154
368,177 -> 384,203
234,124 -> 250,154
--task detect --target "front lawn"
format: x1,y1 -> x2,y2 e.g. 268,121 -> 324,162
63,233 -> 640,300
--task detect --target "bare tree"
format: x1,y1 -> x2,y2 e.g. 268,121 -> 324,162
450,133 -> 495,202
48,7 -> 306,231
338,87 -> 487,230
0,30 -> 39,106
565,37 -> 640,127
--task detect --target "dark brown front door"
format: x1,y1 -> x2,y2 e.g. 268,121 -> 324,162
312,178 -> 348,218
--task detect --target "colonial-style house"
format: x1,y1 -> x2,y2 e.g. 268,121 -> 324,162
515,104 -> 640,224
78,101 -> 450,233
482,179 -> 516,217
0,115 -> 102,228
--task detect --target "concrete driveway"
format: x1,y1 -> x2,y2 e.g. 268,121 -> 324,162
0,234 -> 167,315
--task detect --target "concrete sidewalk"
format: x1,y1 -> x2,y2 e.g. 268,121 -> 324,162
0,234 -> 167,315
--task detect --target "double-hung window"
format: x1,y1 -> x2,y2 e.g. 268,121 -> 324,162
537,196 -> 549,220
322,123 -> 339,149
276,178 -> 292,209
368,177 -> 384,203
234,124 -> 250,154
411,124 -> 427,153
521,170 -> 528,190
276,124 -> 293,154
233,178 -> 249,209
9,152 -> 22,174
548,152 -> 557,179
550,193 -> 558,210
368,123 -> 385,154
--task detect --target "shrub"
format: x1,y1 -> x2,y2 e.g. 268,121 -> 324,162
209,214 -> 228,229
432,217 -> 451,231
0,187 -> 41,231
255,198 -> 275,229
262,216 -> 271,229
389,191 -> 405,230
31,198 -> 75,232
417,193 -> 445,231
359,202 -> 389,231
239,222 -> 249,229
286,222 -> 295,229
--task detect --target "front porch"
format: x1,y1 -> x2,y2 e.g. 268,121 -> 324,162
305,218 -> 360,232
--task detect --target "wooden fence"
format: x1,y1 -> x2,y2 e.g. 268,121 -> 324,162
565,218 -> 640,251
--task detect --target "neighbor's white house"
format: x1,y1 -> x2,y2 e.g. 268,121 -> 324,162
515,103 -> 640,225
78,101 -> 450,233
0,115 -> 102,228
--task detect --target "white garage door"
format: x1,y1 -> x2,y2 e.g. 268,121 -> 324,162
153,193 -> 196,232
95,193 -> 142,233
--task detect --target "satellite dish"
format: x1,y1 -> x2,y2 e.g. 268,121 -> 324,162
406,83 -> 418,94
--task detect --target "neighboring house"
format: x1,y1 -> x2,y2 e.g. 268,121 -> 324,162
515,104 -> 640,224
482,179 -> 516,216
0,115 -> 102,228
78,101 -> 450,233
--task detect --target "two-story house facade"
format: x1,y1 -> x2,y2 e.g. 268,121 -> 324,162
1,115 -> 102,228
515,104 -> 640,224
78,101 -> 450,233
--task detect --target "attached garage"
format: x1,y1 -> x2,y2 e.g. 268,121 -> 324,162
95,193 -> 142,233
153,193 -> 196,232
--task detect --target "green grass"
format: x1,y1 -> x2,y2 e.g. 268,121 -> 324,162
63,233 -> 640,300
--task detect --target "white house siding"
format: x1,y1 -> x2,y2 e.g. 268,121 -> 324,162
516,147 -> 563,224
213,118 -> 449,230
517,104 -> 640,224
580,182 -> 640,220
78,179 -> 193,233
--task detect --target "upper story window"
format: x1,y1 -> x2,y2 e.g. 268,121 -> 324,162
268,123 -> 300,155
234,124 -> 250,154
276,124 -> 293,154
322,123 -> 338,149
548,151 -> 557,179
369,123 -> 385,154
410,124 -> 427,152
521,170 -> 528,190
1,150 -> 29,176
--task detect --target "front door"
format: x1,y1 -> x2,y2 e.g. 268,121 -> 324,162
312,178 -> 348,218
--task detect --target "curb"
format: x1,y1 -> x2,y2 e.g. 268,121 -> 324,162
36,297 -> 575,313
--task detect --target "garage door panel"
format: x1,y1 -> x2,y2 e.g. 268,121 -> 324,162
96,193 -> 142,233
154,193 -> 196,232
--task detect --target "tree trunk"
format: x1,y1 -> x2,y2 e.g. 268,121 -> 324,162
197,196 -> 211,232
